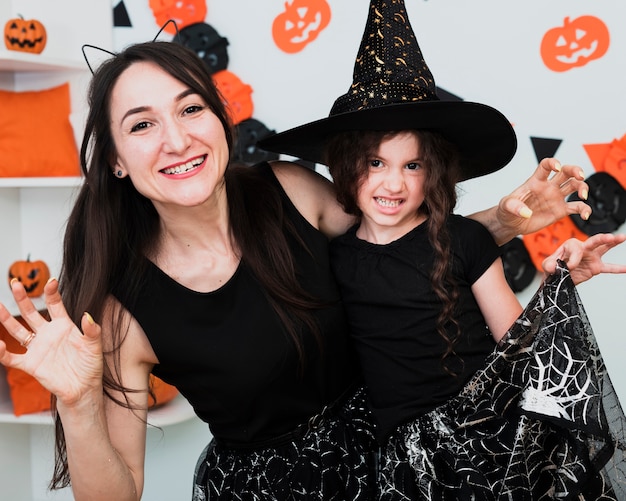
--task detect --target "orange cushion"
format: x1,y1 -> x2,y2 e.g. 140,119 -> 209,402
0,317 -> 51,416
0,317 -> 178,416
0,82 -> 80,177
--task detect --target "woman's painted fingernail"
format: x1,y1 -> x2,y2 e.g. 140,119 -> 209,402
83,312 -> 95,325
519,207 -> 533,218
581,188 -> 588,200
10,278 -> 19,286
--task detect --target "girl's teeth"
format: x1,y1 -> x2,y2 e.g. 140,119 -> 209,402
376,197 -> 400,207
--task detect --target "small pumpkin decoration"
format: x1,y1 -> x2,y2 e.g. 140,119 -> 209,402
4,15 -> 47,54
272,0 -> 331,54
8,255 -> 50,298
540,16 -> 610,72
148,0 -> 207,35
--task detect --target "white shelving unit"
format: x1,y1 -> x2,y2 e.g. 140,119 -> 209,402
1,4 -> 204,500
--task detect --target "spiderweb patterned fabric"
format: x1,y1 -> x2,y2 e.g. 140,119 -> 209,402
192,386 -> 378,500
379,261 -> 626,500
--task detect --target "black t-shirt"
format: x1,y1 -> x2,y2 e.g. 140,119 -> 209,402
114,162 -> 359,446
330,215 -> 501,441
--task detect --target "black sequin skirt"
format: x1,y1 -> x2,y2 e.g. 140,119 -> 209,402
192,386 -> 378,500
379,262 -> 626,500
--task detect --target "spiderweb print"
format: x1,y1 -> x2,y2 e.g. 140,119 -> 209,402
379,261 -> 626,500
192,387 -> 378,500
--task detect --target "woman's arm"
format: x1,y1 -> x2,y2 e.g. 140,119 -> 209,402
0,280 -> 151,501
472,258 -> 523,343
469,158 -> 591,245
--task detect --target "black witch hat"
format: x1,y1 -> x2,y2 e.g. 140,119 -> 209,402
258,0 -> 517,181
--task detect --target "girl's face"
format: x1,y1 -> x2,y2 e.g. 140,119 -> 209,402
356,131 -> 427,244
109,61 -> 230,211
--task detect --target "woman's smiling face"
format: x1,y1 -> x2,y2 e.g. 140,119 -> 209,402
109,61 -> 230,209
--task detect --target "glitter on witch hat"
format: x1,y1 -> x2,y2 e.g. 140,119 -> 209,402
258,0 -> 517,181
329,0 -> 437,115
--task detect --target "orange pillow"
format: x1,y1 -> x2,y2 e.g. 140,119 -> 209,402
0,82 -> 80,177
0,317 -> 178,416
0,317 -> 51,416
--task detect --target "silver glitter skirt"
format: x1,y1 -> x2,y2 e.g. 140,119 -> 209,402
379,262 -> 626,500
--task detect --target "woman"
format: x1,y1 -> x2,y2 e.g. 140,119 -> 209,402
0,40 -> 607,501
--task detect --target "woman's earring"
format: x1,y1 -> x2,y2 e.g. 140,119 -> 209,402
116,170 -> 123,177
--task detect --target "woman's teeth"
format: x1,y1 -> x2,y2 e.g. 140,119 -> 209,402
162,156 -> 204,175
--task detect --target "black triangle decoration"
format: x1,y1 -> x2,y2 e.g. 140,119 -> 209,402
113,1 -> 132,27
530,137 -> 562,163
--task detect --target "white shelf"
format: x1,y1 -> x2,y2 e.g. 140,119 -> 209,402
0,393 -> 197,427
0,51 -> 85,72
0,176 -> 83,188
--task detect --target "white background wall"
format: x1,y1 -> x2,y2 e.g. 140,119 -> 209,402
1,1 -> 625,499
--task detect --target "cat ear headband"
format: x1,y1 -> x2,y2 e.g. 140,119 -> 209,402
81,19 -> 181,74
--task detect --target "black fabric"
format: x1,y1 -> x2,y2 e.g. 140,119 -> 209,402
330,215 -> 501,441
192,386 -> 377,501
378,262 -> 626,500
113,162 -> 361,446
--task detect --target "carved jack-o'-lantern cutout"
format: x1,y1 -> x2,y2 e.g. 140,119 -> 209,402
272,0 -> 331,54
211,70 -> 254,126
523,218 -> 588,271
540,16 -> 610,72
8,256 -> 50,298
4,15 -> 47,54
568,172 -> 626,235
234,119 -> 279,166
500,237 -> 536,293
179,22 -> 229,74
148,0 -> 207,34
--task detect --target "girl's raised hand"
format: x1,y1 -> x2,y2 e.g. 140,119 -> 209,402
542,233 -> 626,285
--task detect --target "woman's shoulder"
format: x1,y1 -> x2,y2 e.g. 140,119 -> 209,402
266,160 -> 355,238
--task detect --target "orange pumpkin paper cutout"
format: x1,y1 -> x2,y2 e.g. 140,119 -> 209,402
272,0 -> 331,54
584,134 -> 626,189
4,15 -> 47,54
523,217 -> 589,271
149,0 -> 207,34
541,16 -> 610,72
212,70 -> 254,126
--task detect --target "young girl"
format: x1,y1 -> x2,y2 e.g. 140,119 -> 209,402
258,0 -> 626,498
326,128 -> 625,499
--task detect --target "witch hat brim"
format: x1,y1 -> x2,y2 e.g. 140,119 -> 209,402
257,0 -> 517,181
258,100 -> 516,181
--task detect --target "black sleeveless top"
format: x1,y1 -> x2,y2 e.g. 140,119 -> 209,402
114,162 -> 359,446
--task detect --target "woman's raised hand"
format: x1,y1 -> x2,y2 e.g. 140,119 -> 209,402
0,278 -> 104,408
497,158 -> 591,237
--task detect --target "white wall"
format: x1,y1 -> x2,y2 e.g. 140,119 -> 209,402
2,1 -> 625,499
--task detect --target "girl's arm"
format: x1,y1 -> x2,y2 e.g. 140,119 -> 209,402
471,258 -> 523,343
